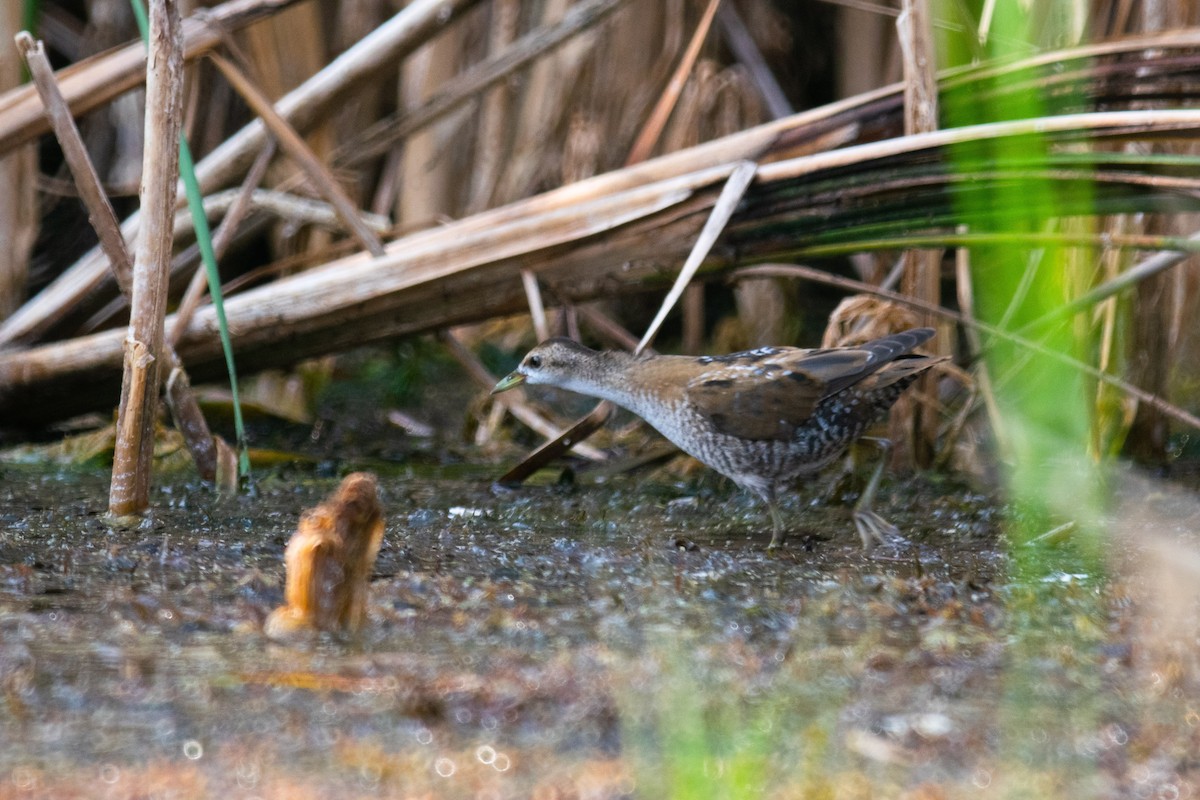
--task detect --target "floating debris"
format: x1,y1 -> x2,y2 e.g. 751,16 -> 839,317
264,472 -> 384,640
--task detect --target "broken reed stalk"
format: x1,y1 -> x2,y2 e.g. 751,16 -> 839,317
0,3 -> 35,323
16,31 -> 219,483
110,0 -> 186,516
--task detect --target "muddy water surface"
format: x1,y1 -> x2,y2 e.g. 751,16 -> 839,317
0,460 -> 1195,798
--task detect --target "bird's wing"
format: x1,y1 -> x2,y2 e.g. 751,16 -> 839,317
685,329 -> 935,441
684,347 -> 865,441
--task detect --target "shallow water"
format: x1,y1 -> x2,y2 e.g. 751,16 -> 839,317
0,458 -> 1196,798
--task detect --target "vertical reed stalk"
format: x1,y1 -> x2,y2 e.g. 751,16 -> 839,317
109,0 -> 185,516
896,0 -> 942,468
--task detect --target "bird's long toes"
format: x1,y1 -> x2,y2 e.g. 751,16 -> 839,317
853,509 -> 906,553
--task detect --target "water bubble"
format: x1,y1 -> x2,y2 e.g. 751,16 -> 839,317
1106,724 -> 1128,746
182,739 -> 204,760
236,759 -> 260,789
99,764 -> 120,784
358,763 -> 382,788
912,713 -> 953,739
972,768 -> 992,789
10,767 -> 36,789
492,752 -> 511,772
476,745 -> 496,765
434,757 -> 456,778
416,728 -> 434,745
1157,784 -> 1180,800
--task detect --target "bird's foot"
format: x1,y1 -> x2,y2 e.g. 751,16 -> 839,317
852,509 -> 909,554
766,530 -> 786,554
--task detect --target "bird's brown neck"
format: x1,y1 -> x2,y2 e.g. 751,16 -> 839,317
552,351 -> 685,416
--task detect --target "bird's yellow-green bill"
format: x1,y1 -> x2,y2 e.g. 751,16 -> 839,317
492,372 -> 526,393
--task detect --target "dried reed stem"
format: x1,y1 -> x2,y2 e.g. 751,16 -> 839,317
467,0 -> 519,213
624,0 -> 722,166
207,53 -> 385,257
896,0 -> 943,467
716,3 -> 792,119
110,0 -> 185,516
18,31 -> 218,483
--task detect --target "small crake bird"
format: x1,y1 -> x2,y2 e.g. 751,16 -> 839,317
493,328 -> 943,551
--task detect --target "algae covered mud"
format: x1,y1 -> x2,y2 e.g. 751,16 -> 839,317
0,462 -> 1197,798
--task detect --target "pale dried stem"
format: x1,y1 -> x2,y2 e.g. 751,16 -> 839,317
573,303 -> 645,353
716,3 -> 792,119
624,0 -> 722,166
14,33 -> 133,292
466,0 -> 519,213
110,0 -> 186,516
896,0 -> 942,467
522,270 -> 550,342
0,5 -> 36,321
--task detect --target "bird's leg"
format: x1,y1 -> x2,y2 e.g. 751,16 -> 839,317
852,437 -> 902,552
765,488 -> 787,551
821,452 -> 857,505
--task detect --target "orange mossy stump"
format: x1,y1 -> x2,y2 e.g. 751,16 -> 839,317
265,472 -> 384,640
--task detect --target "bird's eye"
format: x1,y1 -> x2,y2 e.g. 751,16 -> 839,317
527,355 -> 542,369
